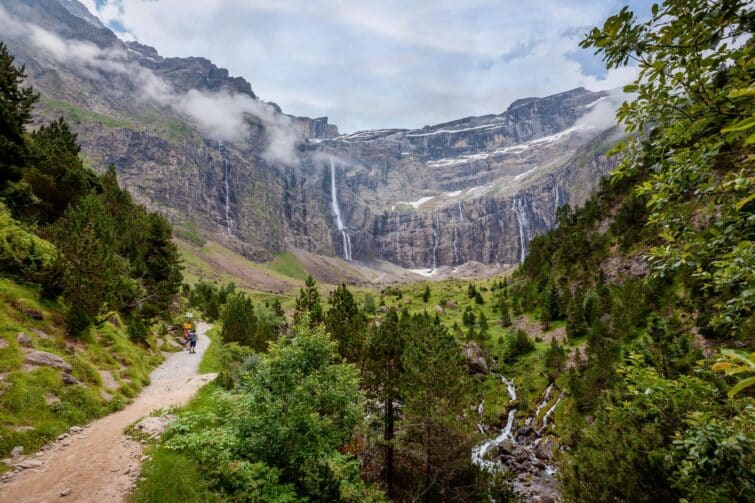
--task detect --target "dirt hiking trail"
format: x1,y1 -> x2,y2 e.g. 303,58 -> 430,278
0,322 -> 217,503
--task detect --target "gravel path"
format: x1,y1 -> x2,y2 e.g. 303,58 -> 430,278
0,322 -> 217,503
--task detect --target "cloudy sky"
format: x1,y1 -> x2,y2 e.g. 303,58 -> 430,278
79,0 -> 654,133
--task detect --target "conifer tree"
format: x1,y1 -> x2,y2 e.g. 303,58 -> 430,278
294,274 -> 323,326
398,314 -> 477,500
325,283 -> 367,363
0,42 -> 38,186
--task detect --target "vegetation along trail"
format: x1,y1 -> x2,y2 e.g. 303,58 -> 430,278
0,323 -> 216,503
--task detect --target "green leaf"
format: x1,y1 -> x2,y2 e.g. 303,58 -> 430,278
728,376 -> 755,398
721,116 -> 755,133
736,192 -> 755,211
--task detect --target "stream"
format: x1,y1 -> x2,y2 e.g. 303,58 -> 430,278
471,375 -> 563,502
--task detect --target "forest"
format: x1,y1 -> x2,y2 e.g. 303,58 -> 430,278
1,0 -> 753,501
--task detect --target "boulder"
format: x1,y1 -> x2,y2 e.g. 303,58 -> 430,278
16,332 -> 32,347
132,414 -> 177,439
434,304 -> 444,314
10,446 -> 23,458
0,339 -> 7,349
61,373 -> 81,385
462,341 -> 489,374
536,437 -> 558,460
24,350 -> 72,371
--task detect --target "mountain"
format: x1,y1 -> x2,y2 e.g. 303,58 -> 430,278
1,0 -> 621,275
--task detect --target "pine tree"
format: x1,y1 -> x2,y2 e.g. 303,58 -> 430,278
364,309 -> 406,497
325,283 -> 367,363
221,293 -> 260,349
467,283 -> 477,299
422,285 -> 430,303
55,193 -> 126,334
398,314 -> 478,500
0,42 -> 38,187
294,274 -> 323,326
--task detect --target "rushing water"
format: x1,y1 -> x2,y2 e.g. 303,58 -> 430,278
528,383 -> 553,427
541,393 -> 563,427
220,142 -> 232,234
471,374 -> 517,472
512,195 -> 532,263
329,159 -> 352,261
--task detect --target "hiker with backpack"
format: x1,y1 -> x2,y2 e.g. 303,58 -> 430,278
188,330 -> 197,354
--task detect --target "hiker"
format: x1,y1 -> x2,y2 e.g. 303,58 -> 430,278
188,330 -> 197,354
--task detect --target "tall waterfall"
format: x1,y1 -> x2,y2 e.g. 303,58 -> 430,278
453,201 -> 465,265
431,208 -> 440,271
512,195 -> 532,263
220,142 -> 232,234
329,159 -> 352,261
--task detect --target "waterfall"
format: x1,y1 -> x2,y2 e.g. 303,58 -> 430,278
541,393 -> 563,427
220,142 -> 232,234
554,184 -> 561,210
453,201 -> 465,265
527,383 -> 553,426
431,208 -> 440,271
471,374 -> 518,472
512,195 -> 532,263
329,159 -> 352,261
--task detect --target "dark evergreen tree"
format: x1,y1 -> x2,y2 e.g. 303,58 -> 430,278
294,274 -> 323,326
325,283 -> 367,363
422,285 -> 430,303
0,42 -> 37,187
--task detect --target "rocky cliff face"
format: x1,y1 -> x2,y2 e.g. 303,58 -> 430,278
3,0 -> 621,272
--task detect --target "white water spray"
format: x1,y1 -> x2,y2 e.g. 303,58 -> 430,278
329,159 -> 352,261
472,374 -> 518,472
541,393 -> 563,427
431,208 -> 440,271
527,383 -> 553,426
453,201 -> 465,265
512,195 -> 532,263
220,142 -> 232,234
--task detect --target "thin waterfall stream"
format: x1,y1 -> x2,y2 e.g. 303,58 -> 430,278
329,159 -> 352,261
220,142 -> 232,235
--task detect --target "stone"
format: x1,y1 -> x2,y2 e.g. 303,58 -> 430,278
0,339 -> 7,349
61,373 -> 81,385
20,307 -> 44,320
461,341 -> 489,374
499,439 -> 515,454
60,488 -> 72,497
32,329 -> 52,340
16,332 -> 32,347
11,446 -> 23,458
434,304 -> 444,314
24,350 -> 72,372
535,437 -> 558,460
69,426 -> 83,433
17,459 -> 43,469
132,414 -> 177,439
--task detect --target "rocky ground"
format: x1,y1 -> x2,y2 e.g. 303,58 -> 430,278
0,323 -> 217,503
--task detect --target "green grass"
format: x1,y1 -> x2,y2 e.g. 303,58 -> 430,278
129,445 -> 221,503
198,325 -> 222,374
0,277 -> 164,461
266,252 -> 308,281
130,383 -> 222,502
38,96 -> 134,129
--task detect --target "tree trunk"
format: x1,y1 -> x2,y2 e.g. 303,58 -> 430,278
385,395 -> 395,497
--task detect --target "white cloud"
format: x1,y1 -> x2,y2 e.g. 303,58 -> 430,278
69,1 -> 649,132
0,5 -> 301,165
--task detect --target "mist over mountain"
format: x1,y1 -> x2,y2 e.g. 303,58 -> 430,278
1,0 -> 621,275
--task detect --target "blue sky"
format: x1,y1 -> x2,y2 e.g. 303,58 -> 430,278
81,0 -> 655,133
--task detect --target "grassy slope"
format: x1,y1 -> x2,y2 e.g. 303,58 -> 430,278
0,277 -> 165,463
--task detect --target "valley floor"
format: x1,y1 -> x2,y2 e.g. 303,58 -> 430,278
0,323 -> 216,503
